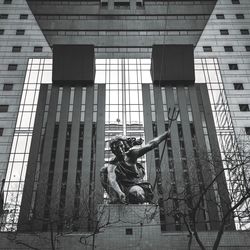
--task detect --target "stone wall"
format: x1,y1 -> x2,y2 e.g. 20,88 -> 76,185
1,205 -> 250,249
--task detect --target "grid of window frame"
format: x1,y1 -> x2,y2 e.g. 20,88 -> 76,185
1,59 -> 52,231
99,59 -> 146,180
1,57 -> 247,231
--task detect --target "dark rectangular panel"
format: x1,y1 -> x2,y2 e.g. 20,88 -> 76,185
153,85 -> 175,230
80,85 -> 94,231
53,44 -> 95,85
34,85 -> 59,231
189,85 -> 220,230
50,86 -> 71,223
151,44 -> 195,85
18,84 -> 48,231
64,86 -> 82,220
199,84 -> 235,230
176,86 -> 206,230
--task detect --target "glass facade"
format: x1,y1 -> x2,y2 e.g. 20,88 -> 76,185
1,58 -> 248,231
1,59 -> 52,231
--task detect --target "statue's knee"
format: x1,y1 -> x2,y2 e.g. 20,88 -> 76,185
129,185 -> 145,203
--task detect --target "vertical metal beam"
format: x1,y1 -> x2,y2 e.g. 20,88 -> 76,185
18,84 -> 48,231
64,86 -> 82,220
34,85 -> 59,231
189,85 -> 220,229
94,84 -> 106,205
141,84 -> 155,188
176,86 -> 206,230
153,84 -> 175,231
79,85 -> 94,231
50,86 -> 71,222
199,84 -> 234,229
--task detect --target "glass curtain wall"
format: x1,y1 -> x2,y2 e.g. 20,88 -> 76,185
1,57 -> 247,231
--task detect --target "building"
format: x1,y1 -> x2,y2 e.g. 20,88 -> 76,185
0,0 -> 250,249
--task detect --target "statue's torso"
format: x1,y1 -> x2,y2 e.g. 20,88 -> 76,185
114,160 -> 145,185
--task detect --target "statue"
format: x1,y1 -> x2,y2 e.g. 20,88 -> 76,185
100,131 -> 170,204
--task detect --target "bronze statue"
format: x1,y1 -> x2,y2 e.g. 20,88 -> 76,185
100,131 -> 170,204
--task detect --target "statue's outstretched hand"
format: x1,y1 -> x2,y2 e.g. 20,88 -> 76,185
118,191 -> 126,203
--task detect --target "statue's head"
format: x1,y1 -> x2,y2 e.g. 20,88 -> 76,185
110,136 -> 143,158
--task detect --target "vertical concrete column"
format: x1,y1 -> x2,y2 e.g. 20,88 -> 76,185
18,84 -> 48,231
94,84 -> 106,205
199,84 -> 234,230
189,85 -> 220,230
165,86 -> 189,230
50,86 -> 71,223
64,86 -> 82,221
79,85 -> 94,231
141,84 -> 156,189
153,85 -> 175,230
165,86 -> 184,196
177,86 -> 206,230
34,85 -> 59,231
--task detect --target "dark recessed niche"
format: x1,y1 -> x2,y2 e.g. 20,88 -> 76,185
239,104 -> 249,112
216,14 -> 225,19
8,64 -> 18,71
0,105 -> 9,112
224,46 -> 233,52
203,46 -> 212,52
220,29 -> 229,35
20,14 -> 28,20
245,127 -> 250,135
125,228 -> 133,235
233,83 -> 244,90
34,46 -> 43,52
114,1 -> 130,8
229,64 -> 238,70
